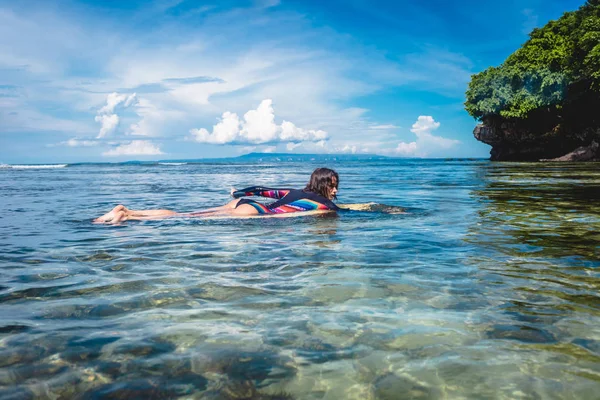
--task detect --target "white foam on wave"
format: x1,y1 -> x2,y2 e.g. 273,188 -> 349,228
7,164 -> 68,169
159,162 -> 187,166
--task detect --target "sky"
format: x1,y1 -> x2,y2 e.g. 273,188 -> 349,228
0,0 -> 585,163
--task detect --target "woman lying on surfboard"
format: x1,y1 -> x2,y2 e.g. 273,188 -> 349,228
94,168 -> 341,224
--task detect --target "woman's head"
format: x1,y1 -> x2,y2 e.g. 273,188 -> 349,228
305,168 -> 339,200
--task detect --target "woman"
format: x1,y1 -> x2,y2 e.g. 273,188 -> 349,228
94,168 -> 340,224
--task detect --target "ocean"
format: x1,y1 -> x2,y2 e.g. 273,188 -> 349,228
0,159 -> 599,399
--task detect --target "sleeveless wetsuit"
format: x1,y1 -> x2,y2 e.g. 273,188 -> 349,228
232,186 -> 339,214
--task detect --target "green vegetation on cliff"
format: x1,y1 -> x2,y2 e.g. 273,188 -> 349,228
465,0 -> 600,123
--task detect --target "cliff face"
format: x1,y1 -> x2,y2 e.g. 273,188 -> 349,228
473,122 -> 600,161
464,3 -> 600,161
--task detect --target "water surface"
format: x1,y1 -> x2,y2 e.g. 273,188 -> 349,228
1,160 -> 599,399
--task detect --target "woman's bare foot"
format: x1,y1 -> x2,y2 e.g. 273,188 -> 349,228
94,205 -> 127,223
111,209 -> 127,224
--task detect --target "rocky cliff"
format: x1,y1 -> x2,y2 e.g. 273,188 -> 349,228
465,2 -> 600,162
473,121 -> 600,161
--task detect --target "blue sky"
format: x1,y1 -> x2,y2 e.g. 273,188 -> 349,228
0,0 -> 584,163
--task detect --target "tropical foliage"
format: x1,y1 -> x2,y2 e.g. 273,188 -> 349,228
465,1 -> 600,121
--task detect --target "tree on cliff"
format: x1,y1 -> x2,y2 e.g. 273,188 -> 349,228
465,1 -> 600,123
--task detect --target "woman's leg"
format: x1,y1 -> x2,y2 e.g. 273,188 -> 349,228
182,199 -> 242,216
195,203 -> 260,217
129,209 -> 178,218
94,199 -> 260,223
184,200 -> 261,217
233,204 -> 262,215
94,205 -> 177,223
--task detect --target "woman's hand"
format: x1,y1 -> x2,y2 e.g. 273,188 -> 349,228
230,187 -> 237,197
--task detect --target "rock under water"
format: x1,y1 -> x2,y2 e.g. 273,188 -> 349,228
541,141 -> 599,162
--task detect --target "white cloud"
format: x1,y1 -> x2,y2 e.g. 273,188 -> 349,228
369,124 -> 399,130
262,146 -> 277,153
395,141 -> 418,155
411,116 -> 459,149
102,140 -> 163,156
129,98 -> 185,137
280,120 -> 327,142
393,115 -> 460,156
0,3 -> 486,161
341,144 -> 357,154
95,92 -> 137,138
286,142 -> 302,151
411,115 -> 440,135
190,99 -> 329,145
190,111 -> 241,144
99,92 -> 137,114
46,138 -> 99,148
65,138 -> 99,147
95,114 -> 119,138
240,99 -> 279,143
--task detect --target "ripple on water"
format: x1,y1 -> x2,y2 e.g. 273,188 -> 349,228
1,160 -> 599,398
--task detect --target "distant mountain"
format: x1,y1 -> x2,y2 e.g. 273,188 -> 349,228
236,152 -> 389,161
161,152 -> 391,163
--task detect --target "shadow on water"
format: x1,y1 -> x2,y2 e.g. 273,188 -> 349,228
465,162 -> 600,349
468,163 -> 600,260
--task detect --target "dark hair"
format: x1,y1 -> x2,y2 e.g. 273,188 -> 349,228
304,168 -> 339,199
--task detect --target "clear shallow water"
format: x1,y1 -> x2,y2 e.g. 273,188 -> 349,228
0,160 -> 599,399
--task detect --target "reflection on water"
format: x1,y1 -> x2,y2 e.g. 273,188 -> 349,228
0,160 -> 599,399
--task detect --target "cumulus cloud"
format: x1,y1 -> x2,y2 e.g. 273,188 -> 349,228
190,99 -> 328,145
280,120 -> 327,142
95,92 -> 137,138
99,92 -> 137,114
394,115 -> 459,156
95,114 -> 119,138
411,116 -> 440,136
190,111 -> 241,144
241,99 -> 279,143
395,141 -> 418,155
102,140 -> 163,156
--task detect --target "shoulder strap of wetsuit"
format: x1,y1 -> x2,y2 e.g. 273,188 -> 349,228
267,189 -> 340,210
232,186 -> 291,199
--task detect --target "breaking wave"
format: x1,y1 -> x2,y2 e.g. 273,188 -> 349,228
2,164 -> 68,169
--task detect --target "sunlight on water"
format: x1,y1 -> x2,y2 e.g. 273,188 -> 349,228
0,160 -> 598,399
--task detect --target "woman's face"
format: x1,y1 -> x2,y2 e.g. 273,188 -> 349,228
327,177 -> 338,200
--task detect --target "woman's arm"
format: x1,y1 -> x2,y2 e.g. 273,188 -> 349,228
231,186 -> 291,199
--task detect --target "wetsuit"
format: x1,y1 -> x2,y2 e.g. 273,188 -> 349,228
232,186 -> 339,214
